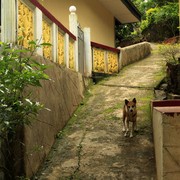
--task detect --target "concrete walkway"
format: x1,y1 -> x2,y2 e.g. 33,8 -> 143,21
38,44 -> 165,180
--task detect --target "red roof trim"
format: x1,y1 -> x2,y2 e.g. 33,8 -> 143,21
30,0 -> 76,40
91,42 -> 120,53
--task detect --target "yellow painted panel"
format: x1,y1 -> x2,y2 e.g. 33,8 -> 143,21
43,19 -> 52,60
18,0 -> 34,48
107,51 -> 118,73
93,48 -> 105,73
57,31 -> 65,65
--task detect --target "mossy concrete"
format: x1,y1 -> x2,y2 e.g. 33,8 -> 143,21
37,44 -> 166,179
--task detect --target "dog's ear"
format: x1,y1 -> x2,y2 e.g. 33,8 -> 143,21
125,99 -> 129,105
133,98 -> 136,104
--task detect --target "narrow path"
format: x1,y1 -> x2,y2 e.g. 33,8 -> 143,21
37,44 -> 165,180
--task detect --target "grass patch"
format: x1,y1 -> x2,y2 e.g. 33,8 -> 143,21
103,103 -> 123,121
154,68 -> 166,82
105,114 -> 119,121
136,91 -> 154,132
103,103 -> 123,114
102,103 -> 123,121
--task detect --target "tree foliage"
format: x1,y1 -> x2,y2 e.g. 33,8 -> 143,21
132,0 -> 178,15
116,0 -> 179,46
141,2 -> 179,41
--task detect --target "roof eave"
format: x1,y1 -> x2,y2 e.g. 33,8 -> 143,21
121,0 -> 141,22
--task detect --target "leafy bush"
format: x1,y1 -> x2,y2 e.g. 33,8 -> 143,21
116,1 -> 179,44
159,43 -> 180,95
0,39 -> 50,178
158,43 -> 180,64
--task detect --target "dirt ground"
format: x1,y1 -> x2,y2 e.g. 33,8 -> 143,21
36,44 -> 166,180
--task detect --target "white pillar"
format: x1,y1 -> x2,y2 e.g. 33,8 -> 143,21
34,7 -> 43,56
64,33 -> 70,68
69,6 -> 79,72
104,51 -> 108,73
1,0 -> 16,43
83,27 -> 92,77
52,23 -> 58,63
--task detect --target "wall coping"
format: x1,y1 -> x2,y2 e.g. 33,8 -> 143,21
91,41 -> 120,53
152,100 -> 180,116
154,106 -> 180,114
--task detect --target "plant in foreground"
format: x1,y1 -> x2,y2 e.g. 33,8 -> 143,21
0,39 -> 51,179
158,43 -> 180,94
158,43 -> 180,65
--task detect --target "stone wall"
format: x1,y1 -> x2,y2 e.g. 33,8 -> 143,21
15,54 -> 85,177
118,42 -> 151,70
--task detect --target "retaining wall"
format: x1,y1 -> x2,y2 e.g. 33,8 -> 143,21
14,54 -> 85,177
118,42 -> 152,70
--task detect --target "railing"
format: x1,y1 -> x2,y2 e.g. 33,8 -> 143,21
2,0 -> 121,76
91,42 -> 120,74
17,0 -> 76,70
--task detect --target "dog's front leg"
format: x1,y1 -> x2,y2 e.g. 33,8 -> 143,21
122,115 -> 126,132
130,121 -> 135,138
124,120 -> 129,137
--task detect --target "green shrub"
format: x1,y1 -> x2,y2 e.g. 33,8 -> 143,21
0,39 -> 50,178
158,43 -> 180,64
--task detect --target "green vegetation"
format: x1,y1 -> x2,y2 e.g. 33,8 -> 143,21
116,0 -> 179,46
0,39 -> 50,179
159,43 -> 180,64
158,43 -> 180,94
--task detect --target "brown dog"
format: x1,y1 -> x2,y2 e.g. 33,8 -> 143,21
122,98 -> 137,137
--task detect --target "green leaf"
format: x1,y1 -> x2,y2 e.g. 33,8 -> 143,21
28,40 -> 37,45
14,49 -> 29,53
40,42 -> 52,46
